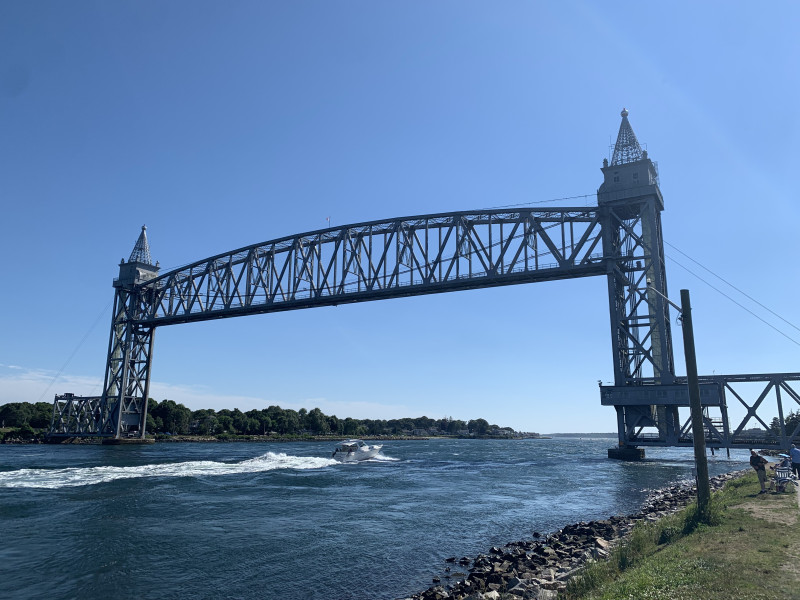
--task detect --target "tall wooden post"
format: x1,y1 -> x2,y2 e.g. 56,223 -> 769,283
680,289 -> 711,520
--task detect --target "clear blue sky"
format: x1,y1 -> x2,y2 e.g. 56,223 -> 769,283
2,1 -> 798,432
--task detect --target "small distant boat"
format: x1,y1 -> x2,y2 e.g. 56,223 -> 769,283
331,439 -> 382,462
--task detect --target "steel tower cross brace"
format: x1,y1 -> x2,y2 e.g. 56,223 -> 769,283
100,286 -> 156,438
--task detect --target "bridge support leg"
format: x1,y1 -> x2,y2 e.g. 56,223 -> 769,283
608,406 -> 645,460
599,178 -> 674,460
47,280 -> 156,441
608,446 -> 645,460
97,281 -> 156,439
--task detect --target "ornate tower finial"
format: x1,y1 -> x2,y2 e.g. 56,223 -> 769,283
129,225 -> 153,265
611,108 -> 643,166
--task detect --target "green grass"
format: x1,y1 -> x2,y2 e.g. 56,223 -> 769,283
561,473 -> 800,600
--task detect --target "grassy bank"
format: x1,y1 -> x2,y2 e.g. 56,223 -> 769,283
562,472 -> 800,599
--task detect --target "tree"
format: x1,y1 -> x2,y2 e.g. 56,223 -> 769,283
447,419 -> 466,435
150,399 -> 191,434
327,415 -> 339,434
342,417 -> 361,436
265,406 -> 301,434
191,409 -> 218,435
283,409 -> 301,434
17,423 -> 36,439
772,410 -> 800,441
217,415 -> 234,433
147,413 -> 163,433
0,403 -> 34,428
415,416 -> 435,430
306,408 -> 330,434
247,409 -> 271,434
31,402 -> 53,428
232,409 -> 248,434
0,401 -> 55,430
468,418 -> 490,435
786,410 -> 800,440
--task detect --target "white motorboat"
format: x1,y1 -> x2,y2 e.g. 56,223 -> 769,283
331,439 -> 382,462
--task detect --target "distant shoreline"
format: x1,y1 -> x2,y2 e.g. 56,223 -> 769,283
152,434 -> 554,443
545,433 -> 616,438
5,433 -> 555,445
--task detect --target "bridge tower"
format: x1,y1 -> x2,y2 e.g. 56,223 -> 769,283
47,227 -> 160,441
100,226 -> 160,439
598,109 -> 679,457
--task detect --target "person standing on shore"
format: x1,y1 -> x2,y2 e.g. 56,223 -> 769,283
750,449 -> 769,494
790,444 -> 800,478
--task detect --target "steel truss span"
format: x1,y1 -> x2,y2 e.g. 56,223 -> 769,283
140,208 -> 605,326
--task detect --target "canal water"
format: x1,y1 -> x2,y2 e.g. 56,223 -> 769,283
0,438 -> 749,599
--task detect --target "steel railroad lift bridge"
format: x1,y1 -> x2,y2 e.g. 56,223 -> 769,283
49,110 -> 800,457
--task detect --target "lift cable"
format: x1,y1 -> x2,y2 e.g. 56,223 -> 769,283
664,250 -> 800,348
665,240 -> 800,335
487,192 -> 597,210
36,300 -> 113,403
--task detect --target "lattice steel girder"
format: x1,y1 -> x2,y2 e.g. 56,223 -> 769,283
600,198 -> 674,385
94,280 -> 155,438
48,394 -> 105,436
606,373 -> 800,449
134,208 -> 608,326
600,383 -> 723,406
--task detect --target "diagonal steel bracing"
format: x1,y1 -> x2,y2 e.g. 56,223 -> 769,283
602,373 -> 800,450
139,208 -> 606,327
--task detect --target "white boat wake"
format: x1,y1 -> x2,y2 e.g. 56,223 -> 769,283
0,452 -> 338,489
371,453 -> 400,462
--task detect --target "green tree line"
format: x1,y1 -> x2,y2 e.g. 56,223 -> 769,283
0,402 -> 53,437
770,410 -> 800,441
1,400 -> 504,438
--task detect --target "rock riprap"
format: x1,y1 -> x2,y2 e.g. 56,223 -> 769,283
400,470 -> 746,600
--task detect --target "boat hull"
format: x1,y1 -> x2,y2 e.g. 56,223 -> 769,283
332,445 -> 382,462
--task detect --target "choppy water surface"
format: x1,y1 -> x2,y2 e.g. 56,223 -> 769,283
0,438 -> 749,600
